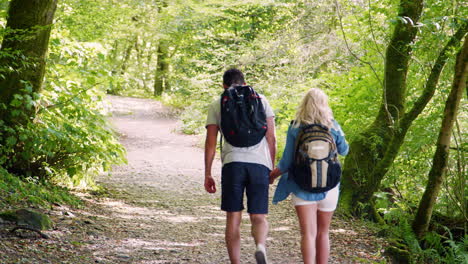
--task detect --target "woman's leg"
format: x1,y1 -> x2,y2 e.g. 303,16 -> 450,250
316,210 -> 334,264
315,185 -> 339,264
295,204 -> 318,264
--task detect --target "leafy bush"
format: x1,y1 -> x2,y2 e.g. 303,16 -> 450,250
0,28 -> 126,188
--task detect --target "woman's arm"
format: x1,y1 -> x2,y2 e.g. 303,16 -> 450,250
273,125 -> 296,175
332,120 -> 349,156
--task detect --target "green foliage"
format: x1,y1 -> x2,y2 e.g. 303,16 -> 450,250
382,211 -> 468,263
423,229 -> 468,264
0,167 -> 82,209
0,7 -> 126,187
0,90 -> 125,186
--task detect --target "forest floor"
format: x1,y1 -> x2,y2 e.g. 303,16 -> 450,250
0,95 -> 389,263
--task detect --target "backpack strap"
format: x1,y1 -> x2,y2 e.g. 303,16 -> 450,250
303,123 -> 329,131
219,130 -> 223,159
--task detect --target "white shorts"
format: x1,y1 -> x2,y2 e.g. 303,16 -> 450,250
291,185 -> 339,212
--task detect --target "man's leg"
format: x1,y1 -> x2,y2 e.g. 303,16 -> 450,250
222,163 -> 247,263
226,211 -> 242,264
251,213 -> 269,264
249,213 -> 268,246
245,164 -> 270,263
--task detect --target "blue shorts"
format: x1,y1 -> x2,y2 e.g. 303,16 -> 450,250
221,162 -> 270,214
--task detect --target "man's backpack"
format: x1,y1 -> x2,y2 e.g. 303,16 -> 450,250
289,123 -> 341,193
220,85 -> 267,147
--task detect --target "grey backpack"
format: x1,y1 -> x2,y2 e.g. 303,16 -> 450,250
290,123 -> 341,193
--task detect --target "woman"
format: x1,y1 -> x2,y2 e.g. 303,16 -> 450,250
270,88 -> 349,264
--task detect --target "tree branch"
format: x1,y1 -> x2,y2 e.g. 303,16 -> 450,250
334,0 -> 383,88
400,21 -> 468,133
367,0 -> 385,61
366,23 -> 468,194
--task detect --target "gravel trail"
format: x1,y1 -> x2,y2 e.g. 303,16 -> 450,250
0,96 -> 387,264
89,95 -> 387,264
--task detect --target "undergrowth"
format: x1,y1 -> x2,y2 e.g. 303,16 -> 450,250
0,167 -> 82,209
381,209 -> 468,264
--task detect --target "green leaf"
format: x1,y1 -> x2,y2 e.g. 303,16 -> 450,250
86,76 -> 96,85
6,136 -> 17,146
10,99 -> 22,107
67,167 -> 77,176
19,133 -> 28,141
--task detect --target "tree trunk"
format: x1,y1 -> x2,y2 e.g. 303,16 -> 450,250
340,11 -> 467,219
154,41 -> 170,96
364,23 -> 467,200
340,0 -> 424,216
120,36 -> 137,74
0,0 -> 58,124
412,36 -> 468,239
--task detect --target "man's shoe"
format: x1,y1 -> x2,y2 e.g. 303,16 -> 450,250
255,244 -> 268,264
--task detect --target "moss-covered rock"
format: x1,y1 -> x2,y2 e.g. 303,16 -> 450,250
0,208 -> 53,230
385,245 -> 412,264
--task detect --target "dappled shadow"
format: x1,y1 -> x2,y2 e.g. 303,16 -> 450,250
68,96 -> 389,263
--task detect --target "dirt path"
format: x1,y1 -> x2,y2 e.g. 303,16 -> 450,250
0,95 -> 387,264
81,95 -> 386,264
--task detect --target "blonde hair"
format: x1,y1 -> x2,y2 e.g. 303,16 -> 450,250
293,88 -> 334,128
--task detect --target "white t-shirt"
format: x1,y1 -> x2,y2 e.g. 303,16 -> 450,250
206,94 -> 275,170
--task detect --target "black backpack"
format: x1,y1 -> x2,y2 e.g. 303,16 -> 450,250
220,85 -> 267,147
289,123 -> 341,193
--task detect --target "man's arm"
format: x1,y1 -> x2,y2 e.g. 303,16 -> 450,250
265,117 -> 276,168
204,124 -> 218,193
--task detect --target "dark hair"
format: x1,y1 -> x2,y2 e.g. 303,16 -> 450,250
223,68 -> 245,87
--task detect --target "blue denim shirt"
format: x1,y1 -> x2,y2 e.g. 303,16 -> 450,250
272,120 -> 349,204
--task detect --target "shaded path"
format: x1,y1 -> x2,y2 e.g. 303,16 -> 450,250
85,95 -> 387,263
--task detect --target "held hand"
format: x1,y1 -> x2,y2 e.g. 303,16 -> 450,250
204,176 -> 217,193
269,168 -> 282,184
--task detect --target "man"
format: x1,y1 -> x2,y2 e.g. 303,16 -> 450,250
204,68 -> 276,264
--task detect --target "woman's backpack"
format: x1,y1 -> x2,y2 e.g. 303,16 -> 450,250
289,123 -> 341,193
220,85 -> 267,147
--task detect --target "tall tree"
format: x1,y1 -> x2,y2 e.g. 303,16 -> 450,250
339,0 -> 424,217
339,0 -> 467,218
120,36 -> 138,75
154,41 -> 170,96
153,0 -> 170,96
412,36 -> 468,239
0,0 -> 58,124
